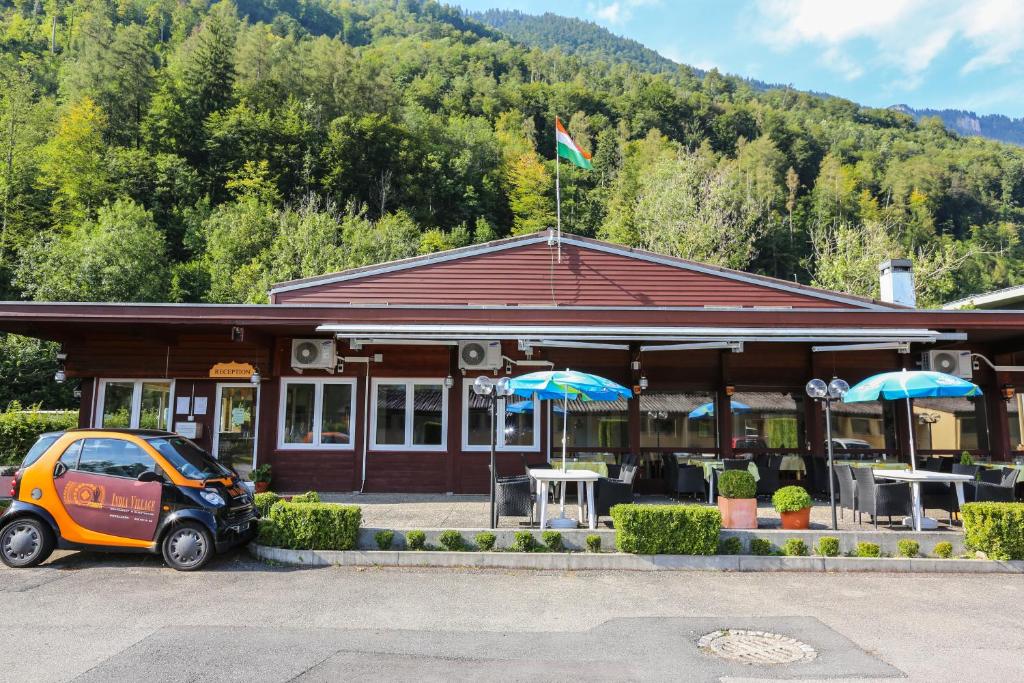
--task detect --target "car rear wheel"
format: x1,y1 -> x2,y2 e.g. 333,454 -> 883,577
162,522 -> 213,571
0,517 -> 55,568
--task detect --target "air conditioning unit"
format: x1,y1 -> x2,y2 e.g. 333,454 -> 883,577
291,339 -> 337,371
458,340 -> 502,371
922,349 -> 972,379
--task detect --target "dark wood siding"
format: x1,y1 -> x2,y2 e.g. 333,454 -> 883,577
274,241 -> 856,309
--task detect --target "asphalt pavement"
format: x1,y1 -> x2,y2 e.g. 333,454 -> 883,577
1,549 -> 1022,682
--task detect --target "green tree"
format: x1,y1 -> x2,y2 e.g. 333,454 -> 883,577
36,97 -> 110,225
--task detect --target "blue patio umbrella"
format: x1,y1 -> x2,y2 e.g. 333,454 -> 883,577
687,400 -> 751,420
506,400 -> 565,414
843,369 -> 982,472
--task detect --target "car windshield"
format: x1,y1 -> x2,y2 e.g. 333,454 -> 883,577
22,433 -> 61,469
147,436 -> 233,481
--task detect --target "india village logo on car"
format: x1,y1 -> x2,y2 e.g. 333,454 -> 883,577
62,481 -> 106,509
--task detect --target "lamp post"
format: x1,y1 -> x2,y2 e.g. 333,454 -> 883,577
806,377 -> 849,531
473,376 -> 513,529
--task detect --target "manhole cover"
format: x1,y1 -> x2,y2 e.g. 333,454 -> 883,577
698,629 -> 817,665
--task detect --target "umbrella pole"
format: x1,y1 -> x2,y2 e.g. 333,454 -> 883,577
906,397 -> 917,472
560,389 -> 568,517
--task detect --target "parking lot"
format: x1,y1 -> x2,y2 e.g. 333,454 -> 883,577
2,549 -> 1023,682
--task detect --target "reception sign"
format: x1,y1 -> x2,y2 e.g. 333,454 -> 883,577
209,362 -> 255,379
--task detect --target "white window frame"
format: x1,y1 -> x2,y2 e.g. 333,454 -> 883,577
94,379 -> 176,430
370,378 -> 448,452
278,378 -> 357,450
213,382 -> 261,467
461,382 -> 540,452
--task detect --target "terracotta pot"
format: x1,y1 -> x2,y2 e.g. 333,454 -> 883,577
254,481 -> 270,493
779,506 -> 811,530
718,497 -> 758,529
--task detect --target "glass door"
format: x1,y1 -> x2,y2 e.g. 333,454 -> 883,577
214,384 -> 259,478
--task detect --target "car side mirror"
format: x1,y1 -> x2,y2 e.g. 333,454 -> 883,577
137,470 -> 163,483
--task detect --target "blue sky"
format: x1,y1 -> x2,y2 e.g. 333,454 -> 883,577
457,0 -> 1024,117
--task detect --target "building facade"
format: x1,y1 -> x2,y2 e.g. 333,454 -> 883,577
2,234 -> 1024,492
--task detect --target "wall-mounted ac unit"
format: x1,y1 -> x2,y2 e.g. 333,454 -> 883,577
458,341 -> 502,371
291,339 -> 337,371
921,349 -> 972,379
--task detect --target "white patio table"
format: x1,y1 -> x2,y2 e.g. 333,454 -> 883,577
528,468 -> 599,530
872,469 -> 974,532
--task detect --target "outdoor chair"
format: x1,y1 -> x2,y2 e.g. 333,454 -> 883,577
979,468 -> 1003,484
952,464 -> 980,479
835,464 -> 858,520
593,463 -> 638,519
755,455 -> 781,497
853,467 -> 912,528
922,458 -> 942,472
966,468 -> 1018,503
609,453 -> 636,479
666,462 -> 705,501
723,459 -> 748,471
494,475 -> 535,527
661,453 -> 679,491
809,458 -> 830,497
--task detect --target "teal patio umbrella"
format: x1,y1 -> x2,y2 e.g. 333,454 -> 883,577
687,400 -> 751,420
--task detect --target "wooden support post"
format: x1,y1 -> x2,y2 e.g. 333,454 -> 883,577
718,350 -> 733,459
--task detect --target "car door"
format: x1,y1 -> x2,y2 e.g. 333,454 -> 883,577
52,437 -> 164,542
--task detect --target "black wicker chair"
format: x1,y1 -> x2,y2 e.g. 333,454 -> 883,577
979,468 -> 1003,484
669,464 -> 706,502
494,475 -> 535,526
853,467 -> 912,528
593,463 -> 638,519
835,464 -> 858,520
756,455 -> 781,497
966,468 -> 1018,503
723,459 -> 748,471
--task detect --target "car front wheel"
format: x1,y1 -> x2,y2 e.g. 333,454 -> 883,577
161,522 -> 214,571
0,517 -> 55,568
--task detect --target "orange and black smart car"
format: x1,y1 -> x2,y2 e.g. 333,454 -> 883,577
0,429 -> 257,571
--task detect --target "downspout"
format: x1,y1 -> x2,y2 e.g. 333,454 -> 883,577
360,357 -> 371,493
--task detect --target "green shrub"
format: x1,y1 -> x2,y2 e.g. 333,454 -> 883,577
374,529 -> 394,550
718,536 -> 742,555
749,538 -> 775,555
263,502 -> 360,550
510,531 -> 538,552
475,531 -> 496,551
256,518 -> 280,546
610,504 -> 721,555
406,530 -> 426,550
962,502 -> 1024,560
290,491 -> 320,504
253,492 -> 282,517
782,538 -> 808,556
897,539 -> 920,558
816,536 -> 840,557
960,451 -> 974,466
585,534 -> 601,553
438,529 -> 465,551
718,470 -> 756,499
0,403 -> 78,466
856,542 -> 881,558
542,530 -> 564,552
933,541 -> 954,559
772,486 -> 812,513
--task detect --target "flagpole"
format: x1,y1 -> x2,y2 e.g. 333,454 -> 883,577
555,118 -> 562,263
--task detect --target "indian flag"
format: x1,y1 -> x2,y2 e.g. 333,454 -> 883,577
556,118 -> 592,170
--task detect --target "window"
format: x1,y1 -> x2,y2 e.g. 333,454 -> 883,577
732,392 -> 805,450
59,440 -> 84,470
22,433 -> 62,469
552,400 -> 629,449
96,379 -> 173,430
462,383 -> 539,451
371,380 -> 447,451
279,379 -> 356,449
640,392 -> 717,450
148,436 -> 233,480
77,438 -> 156,479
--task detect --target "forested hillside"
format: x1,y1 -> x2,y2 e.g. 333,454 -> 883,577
1,0 -> 1023,323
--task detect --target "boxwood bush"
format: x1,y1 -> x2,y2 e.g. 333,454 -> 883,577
474,531 -> 496,551
772,486 -> 812,513
542,530 -> 564,552
374,529 -> 394,550
856,542 -> 881,558
610,504 -> 720,555
816,536 -> 840,557
933,541 -> 953,559
290,491 -> 320,504
438,530 -> 465,551
749,538 -> 775,555
406,530 -> 426,550
263,501 -> 361,550
510,531 -> 538,552
962,502 -> 1024,560
717,536 -> 742,555
585,534 -> 601,553
897,539 -> 919,558
253,492 -> 282,517
718,470 -> 756,499
782,538 -> 808,556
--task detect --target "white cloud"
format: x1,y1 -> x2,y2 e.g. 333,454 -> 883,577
588,0 -> 660,26
755,0 -> 1024,86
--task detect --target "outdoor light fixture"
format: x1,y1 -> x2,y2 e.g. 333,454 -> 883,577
53,369 -> 66,384
806,376 -> 848,531
473,376 -> 494,395
472,375 -> 512,529
495,376 -> 513,397
444,375 -> 454,389
639,375 -> 649,390
1001,384 -> 1015,401
250,369 -> 261,385
724,384 -> 736,396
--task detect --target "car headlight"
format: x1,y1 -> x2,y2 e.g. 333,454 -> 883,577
200,489 -> 225,506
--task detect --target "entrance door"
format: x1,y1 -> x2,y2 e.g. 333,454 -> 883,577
214,384 -> 259,478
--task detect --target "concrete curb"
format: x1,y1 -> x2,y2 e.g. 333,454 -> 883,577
249,544 -> 1024,573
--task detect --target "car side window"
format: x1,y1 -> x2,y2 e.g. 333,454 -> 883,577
58,440 -> 84,470
78,438 -> 157,479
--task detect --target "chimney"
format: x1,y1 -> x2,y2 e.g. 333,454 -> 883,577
879,259 -> 915,307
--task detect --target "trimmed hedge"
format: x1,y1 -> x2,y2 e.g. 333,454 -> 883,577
610,504 -> 720,555
962,502 -> 1024,560
253,492 -> 282,517
0,405 -> 78,466
262,501 -> 361,550
718,470 -> 756,499
290,491 -> 321,504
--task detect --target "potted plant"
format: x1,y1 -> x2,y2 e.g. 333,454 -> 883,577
960,451 -> 974,466
251,463 -> 272,493
717,469 -> 757,529
772,485 -> 813,529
